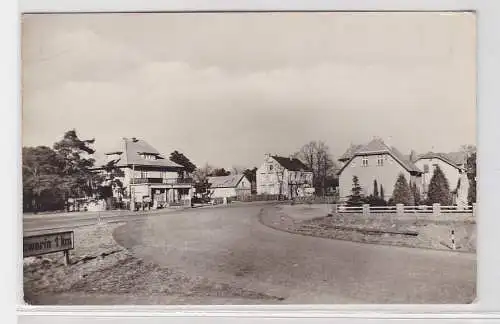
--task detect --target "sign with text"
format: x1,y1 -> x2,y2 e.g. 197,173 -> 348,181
23,231 -> 74,258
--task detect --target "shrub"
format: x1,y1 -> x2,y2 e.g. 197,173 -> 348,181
391,173 -> 412,205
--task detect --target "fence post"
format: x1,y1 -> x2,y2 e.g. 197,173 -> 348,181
433,203 -> 441,217
362,204 -> 370,217
396,204 -> 404,217
472,203 -> 476,217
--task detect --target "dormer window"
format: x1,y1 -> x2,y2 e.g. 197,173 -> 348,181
141,153 -> 156,160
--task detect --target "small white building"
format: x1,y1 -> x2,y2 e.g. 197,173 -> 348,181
414,152 -> 469,206
207,174 -> 252,199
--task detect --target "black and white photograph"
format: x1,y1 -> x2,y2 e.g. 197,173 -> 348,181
21,11 -> 477,305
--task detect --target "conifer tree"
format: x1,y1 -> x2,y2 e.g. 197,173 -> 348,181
427,165 -> 452,205
347,175 -> 364,206
373,179 -> 379,198
391,173 -> 412,205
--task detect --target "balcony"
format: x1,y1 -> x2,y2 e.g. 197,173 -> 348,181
131,177 -> 194,185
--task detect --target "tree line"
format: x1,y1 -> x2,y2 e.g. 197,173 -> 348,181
22,130 -> 262,212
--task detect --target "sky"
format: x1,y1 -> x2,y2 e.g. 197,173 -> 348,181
21,12 -> 476,169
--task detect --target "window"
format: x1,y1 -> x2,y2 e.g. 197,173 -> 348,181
377,155 -> 384,166
362,157 -> 369,167
141,171 -> 148,178
269,164 -> 274,172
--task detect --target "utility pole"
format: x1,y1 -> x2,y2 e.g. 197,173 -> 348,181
130,163 -> 136,211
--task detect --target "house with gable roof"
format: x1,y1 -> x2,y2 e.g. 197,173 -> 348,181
207,174 -> 252,199
96,137 -> 194,209
337,138 -> 423,202
256,153 -> 314,199
414,152 -> 469,206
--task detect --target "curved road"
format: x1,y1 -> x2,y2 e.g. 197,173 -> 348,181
113,204 -> 476,304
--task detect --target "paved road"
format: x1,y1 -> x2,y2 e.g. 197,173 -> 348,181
113,204 -> 476,304
22,202 -> 281,234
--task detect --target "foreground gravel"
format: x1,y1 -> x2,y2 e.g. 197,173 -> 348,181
23,222 -> 282,305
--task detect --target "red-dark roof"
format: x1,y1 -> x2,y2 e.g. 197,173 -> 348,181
272,155 -> 312,172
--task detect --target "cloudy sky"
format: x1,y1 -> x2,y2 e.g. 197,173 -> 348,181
22,12 -> 476,169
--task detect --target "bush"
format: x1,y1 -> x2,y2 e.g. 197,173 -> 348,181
365,195 -> 387,206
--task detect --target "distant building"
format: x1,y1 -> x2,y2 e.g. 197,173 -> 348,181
96,137 -> 194,208
414,152 -> 469,206
337,138 -> 423,202
256,154 -> 314,199
207,174 -> 252,199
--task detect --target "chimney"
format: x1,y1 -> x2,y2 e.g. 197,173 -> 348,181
131,137 -> 138,142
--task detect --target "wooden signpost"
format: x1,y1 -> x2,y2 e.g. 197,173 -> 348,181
23,231 -> 75,265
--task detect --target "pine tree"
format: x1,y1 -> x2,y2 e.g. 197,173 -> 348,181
466,152 -> 476,204
391,173 -> 412,205
169,150 -> 197,174
347,175 -> 364,206
380,184 -> 385,201
373,179 -> 379,198
53,129 -> 97,210
427,165 -> 452,205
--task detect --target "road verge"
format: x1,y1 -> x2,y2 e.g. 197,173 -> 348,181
259,205 -> 476,253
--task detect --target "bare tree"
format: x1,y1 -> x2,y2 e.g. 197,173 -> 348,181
193,163 -> 213,183
460,144 -> 476,158
274,164 -> 286,199
295,140 -> 336,196
231,165 -> 245,175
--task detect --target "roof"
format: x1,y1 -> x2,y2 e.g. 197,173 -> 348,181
271,155 -> 312,172
416,151 -> 467,170
207,174 -> 247,188
338,144 -> 364,161
337,138 -> 421,175
96,138 -> 184,169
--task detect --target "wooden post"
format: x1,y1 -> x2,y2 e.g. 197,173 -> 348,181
433,203 -> 441,217
396,204 -> 404,217
362,204 -> 370,217
64,250 -> 71,265
451,229 -> 456,250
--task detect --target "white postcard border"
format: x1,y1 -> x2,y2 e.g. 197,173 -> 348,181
3,0 -> 499,322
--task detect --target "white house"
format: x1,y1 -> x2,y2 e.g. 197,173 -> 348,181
414,152 -> 469,206
95,137 -> 194,209
337,138 -> 423,202
207,174 -> 251,199
256,154 -> 314,199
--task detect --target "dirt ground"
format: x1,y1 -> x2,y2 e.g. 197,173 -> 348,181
23,222 -> 282,305
262,205 -> 476,253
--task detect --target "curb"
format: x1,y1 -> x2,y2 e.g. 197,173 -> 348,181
258,207 -> 476,255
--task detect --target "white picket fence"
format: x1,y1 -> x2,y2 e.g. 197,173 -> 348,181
335,203 -> 476,217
